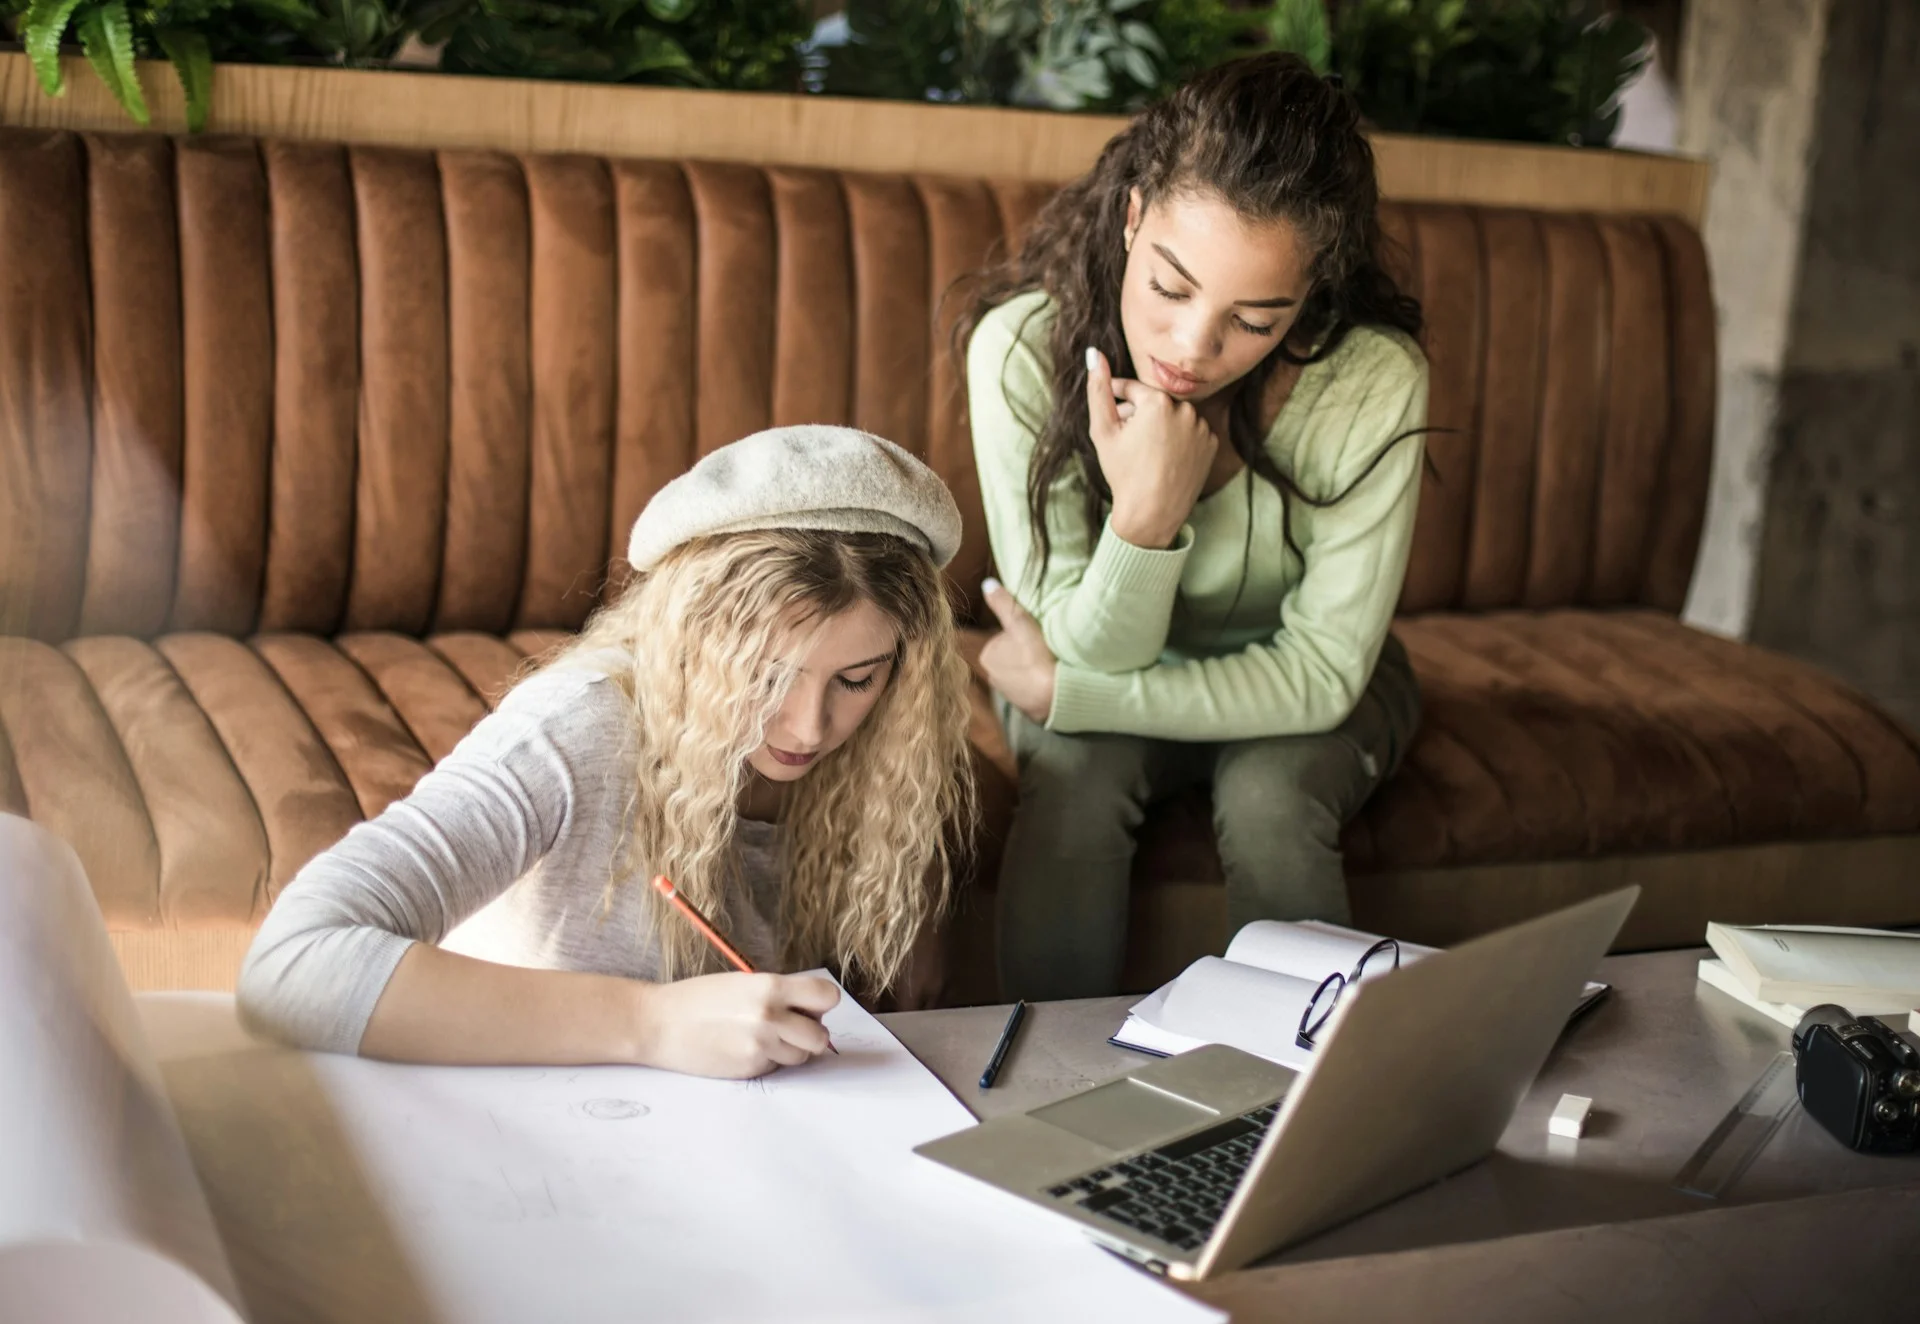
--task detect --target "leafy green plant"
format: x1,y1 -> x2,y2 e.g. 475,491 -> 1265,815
1149,0 -> 1257,94
1327,0 -> 1650,145
814,0 -> 961,102
2,0 -> 314,129
426,0 -> 807,90
984,0 -> 1166,111
825,0 -> 1172,113
1262,0 -> 1328,74
674,0 -> 809,89
824,0 -> 1647,147
1,0 -> 1655,149
301,0 -> 431,63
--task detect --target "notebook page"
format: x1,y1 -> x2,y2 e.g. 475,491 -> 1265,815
1153,957 -> 1323,1071
1222,919 -> 1438,982
1125,924 -> 1610,1068
137,984 -> 1222,1324
1110,1012 -> 1210,1059
0,814 -> 244,1324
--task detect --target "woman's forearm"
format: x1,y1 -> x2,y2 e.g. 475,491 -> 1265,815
357,945 -> 844,1079
359,942 -> 648,1065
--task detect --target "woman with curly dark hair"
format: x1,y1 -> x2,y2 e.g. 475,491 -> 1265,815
962,52 -> 1428,1000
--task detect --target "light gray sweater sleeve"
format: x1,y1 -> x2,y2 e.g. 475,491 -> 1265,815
237,667 -> 628,1055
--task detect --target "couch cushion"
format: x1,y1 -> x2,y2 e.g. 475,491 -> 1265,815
13,609 -> 1915,934
0,629 -> 567,931
1364,611 -> 1920,866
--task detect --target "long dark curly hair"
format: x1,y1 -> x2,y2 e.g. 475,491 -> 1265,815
955,52 -> 1425,588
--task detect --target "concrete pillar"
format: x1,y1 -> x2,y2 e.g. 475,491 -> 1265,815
1748,0 -> 1920,728
1677,0 -> 1919,728
1674,0 -> 1832,637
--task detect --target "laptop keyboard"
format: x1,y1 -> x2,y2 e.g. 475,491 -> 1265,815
1043,1101 -> 1281,1254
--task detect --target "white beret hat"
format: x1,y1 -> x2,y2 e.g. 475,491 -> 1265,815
626,424 -> 963,573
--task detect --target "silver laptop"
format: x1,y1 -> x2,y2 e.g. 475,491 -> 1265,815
915,886 -> 1638,1280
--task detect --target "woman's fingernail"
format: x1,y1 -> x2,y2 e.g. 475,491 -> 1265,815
1084,346 -> 1099,373
982,576 -> 1002,595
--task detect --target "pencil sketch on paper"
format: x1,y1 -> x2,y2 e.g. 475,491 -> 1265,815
576,1098 -> 651,1121
821,1026 -> 871,1048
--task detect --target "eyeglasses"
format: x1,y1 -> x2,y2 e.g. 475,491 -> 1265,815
1295,938 -> 1401,1051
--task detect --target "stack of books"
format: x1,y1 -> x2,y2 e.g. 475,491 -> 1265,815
1697,922 -> 1920,1030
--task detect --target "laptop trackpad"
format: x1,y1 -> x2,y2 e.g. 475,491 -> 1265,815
1030,1078 -> 1218,1153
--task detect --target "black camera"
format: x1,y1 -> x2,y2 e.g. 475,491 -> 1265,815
1790,1004 -> 1920,1154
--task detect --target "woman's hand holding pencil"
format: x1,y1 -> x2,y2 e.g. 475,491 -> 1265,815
632,970 -> 841,1079
638,875 -> 841,1079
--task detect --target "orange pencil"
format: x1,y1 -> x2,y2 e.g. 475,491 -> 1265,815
649,874 -> 836,1053
650,874 -> 755,973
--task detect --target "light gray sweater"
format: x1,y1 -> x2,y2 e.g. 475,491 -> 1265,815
236,659 -> 787,1056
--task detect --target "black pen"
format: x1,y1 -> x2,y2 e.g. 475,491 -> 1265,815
978,1000 -> 1029,1090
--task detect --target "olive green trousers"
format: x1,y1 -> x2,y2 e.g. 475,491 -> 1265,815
995,634 -> 1421,1001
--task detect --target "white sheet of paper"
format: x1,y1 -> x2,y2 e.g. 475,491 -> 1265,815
0,813 -> 245,1324
139,986 -> 1222,1324
1,808 -> 1214,1324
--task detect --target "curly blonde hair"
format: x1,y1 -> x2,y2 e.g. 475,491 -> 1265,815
548,528 -> 975,993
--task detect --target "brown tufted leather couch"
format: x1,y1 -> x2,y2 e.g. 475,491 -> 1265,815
3,128 -> 1918,1000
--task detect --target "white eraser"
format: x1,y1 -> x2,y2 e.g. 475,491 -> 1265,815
1909,1009 -> 1919,1036
1548,1093 -> 1592,1139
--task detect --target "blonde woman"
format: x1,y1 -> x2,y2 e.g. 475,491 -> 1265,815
238,427 -> 975,1079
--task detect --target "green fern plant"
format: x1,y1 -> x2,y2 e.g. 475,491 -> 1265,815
3,0 -> 315,129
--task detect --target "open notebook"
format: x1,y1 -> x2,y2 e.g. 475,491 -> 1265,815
0,813 -> 1218,1324
1113,919 -> 1612,1072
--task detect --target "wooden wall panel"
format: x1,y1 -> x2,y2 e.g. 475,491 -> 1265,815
0,54 -> 1710,224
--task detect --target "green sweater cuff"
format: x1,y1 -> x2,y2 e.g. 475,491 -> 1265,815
1047,663 -> 1135,734
1042,520 -> 1192,671
1082,519 -> 1193,600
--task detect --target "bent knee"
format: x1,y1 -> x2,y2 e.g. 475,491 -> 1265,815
1017,728 -> 1154,796
1212,737 -> 1362,827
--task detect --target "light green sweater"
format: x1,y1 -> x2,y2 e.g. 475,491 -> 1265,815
969,290 -> 1428,742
